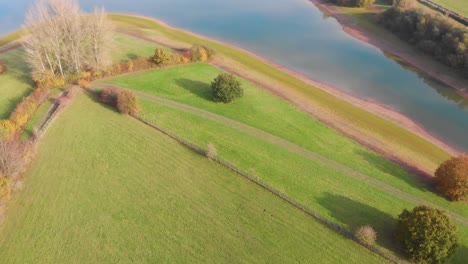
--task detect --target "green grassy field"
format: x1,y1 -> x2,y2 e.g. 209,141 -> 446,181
111,33 -> 157,63
0,93 -> 383,263
98,63 -> 467,219
0,48 -> 33,119
431,0 -> 468,17
138,96 -> 468,263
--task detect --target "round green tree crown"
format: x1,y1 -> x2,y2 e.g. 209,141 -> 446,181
211,73 -> 243,103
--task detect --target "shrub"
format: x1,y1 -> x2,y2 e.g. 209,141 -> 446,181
0,62 -> 7,75
0,120 -> 17,140
190,44 -> 215,62
117,90 -> 140,116
152,48 -> 171,66
396,206 -> 459,263
206,143 -> 217,159
211,73 -> 243,103
100,86 -> 120,106
434,154 -> 468,201
354,226 -> 377,245
0,139 -> 27,179
78,79 -> 91,89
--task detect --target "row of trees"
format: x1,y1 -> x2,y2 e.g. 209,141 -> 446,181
23,0 -> 114,80
379,3 -> 468,77
328,0 -> 376,8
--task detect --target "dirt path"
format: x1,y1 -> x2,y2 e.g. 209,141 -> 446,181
108,87 -> 468,225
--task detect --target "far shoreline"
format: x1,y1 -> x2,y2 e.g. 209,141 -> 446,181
308,0 -> 468,98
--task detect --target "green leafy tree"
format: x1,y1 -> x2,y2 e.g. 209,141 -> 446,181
434,154 -> 468,201
211,73 -> 243,103
152,48 -> 171,66
396,206 -> 459,263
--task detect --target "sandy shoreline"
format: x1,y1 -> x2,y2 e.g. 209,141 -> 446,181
309,0 -> 468,98
115,13 -> 459,157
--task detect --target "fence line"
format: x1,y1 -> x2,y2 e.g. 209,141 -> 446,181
135,116 -> 401,264
417,0 -> 468,26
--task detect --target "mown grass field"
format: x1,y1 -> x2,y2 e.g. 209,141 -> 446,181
97,63 -> 468,261
138,97 -> 468,263
0,93 -> 383,263
109,14 -> 451,171
99,63 -> 468,219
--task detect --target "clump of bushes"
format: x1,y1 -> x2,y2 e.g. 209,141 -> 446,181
100,87 -> 140,116
0,87 -> 50,138
117,90 -> 140,116
329,0 -> 375,7
100,86 -> 120,106
379,5 -> 468,77
354,225 -> 377,245
152,48 -> 172,66
211,73 -> 243,103
0,139 -> 28,179
434,154 -> 467,201
190,44 -> 215,62
395,206 -> 459,263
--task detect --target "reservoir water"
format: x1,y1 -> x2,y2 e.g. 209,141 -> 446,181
1,0 -> 467,151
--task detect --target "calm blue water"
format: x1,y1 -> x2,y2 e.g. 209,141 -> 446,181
1,0 -> 467,151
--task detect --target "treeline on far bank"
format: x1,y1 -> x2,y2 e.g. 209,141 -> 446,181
379,2 -> 468,78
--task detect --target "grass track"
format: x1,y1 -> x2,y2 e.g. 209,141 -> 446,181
0,93 -> 383,263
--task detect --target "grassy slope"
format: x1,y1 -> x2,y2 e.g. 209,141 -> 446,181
139,98 -> 468,263
0,93 -> 383,263
0,48 -> 33,119
0,30 -> 23,48
109,14 -> 450,171
110,33 -> 157,63
431,0 -> 468,17
99,63 -> 468,219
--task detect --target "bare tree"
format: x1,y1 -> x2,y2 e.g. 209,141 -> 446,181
23,0 -> 114,78
86,7 -> 114,71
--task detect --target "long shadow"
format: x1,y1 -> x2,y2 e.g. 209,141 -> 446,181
126,53 -> 138,60
174,78 -> 213,102
317,193 -> 401,255
451,245 -> 468,263
354,149 -> 435,193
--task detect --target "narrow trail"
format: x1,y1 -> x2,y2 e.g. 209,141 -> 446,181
105,86 -> 468,226
0,43 -> 21,55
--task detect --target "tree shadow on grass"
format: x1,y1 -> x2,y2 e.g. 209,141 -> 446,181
354,149 -> 436,193
174,78 -> 213,102
317,193 -> 402,255
126,53 -> 138,60
450,245 -> 468,263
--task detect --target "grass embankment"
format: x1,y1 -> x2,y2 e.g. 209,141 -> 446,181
100,63 -> 467,262
0,93 -> 383,263
109,14 -> 451,173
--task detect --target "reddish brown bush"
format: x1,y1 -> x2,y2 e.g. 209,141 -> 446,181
434,154 -> 468,201
100,86 -> 119,106
355,226 -> 377,245
117,90 -> 140,116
